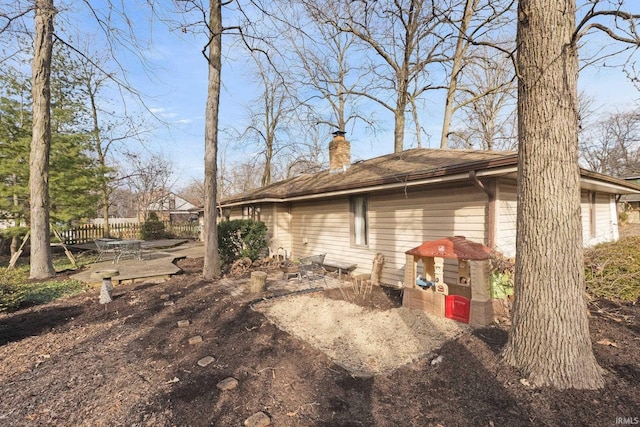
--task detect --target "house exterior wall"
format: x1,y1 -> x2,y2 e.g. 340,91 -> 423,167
581,192 -> 618,246
225,180 -> 621,285
491,185 -> 619,257
495,181 -> 518,258
288,184 -> 488,286
260,203 -> 292,259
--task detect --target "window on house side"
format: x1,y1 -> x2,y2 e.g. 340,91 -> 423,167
351,196 -> 368,247
242,205 -> 261,221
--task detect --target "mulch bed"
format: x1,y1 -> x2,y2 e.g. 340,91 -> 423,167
0,257 -> 638,426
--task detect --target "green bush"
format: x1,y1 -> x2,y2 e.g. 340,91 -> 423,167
140,212 -> 167,240
0,256 -> 89,312
0,282 -> 26,312
585,236 -> 640,302
20,279 -> 86,307
217,219 -> 268,266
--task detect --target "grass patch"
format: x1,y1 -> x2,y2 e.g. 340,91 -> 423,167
0,254 -> 91,312
585,236 -> 640,302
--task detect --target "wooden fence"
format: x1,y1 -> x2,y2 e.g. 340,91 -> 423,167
61,222 -> 199,245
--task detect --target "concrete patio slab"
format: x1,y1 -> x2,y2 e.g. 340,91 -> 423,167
71,241 -> 204,286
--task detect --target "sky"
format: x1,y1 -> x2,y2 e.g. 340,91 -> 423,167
60,1 -> 640,189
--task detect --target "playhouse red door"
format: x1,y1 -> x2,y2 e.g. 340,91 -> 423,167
445,295 -> 470,323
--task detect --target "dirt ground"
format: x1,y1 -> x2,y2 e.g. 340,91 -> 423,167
0,257 -> 639,426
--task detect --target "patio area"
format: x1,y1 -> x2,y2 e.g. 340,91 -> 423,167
70,240 -> 205,286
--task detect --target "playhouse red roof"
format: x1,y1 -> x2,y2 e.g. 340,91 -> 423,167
405,236 -> 491,260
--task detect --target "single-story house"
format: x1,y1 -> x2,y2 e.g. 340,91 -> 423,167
219,132 -> 640,286
620,176 -> 640,223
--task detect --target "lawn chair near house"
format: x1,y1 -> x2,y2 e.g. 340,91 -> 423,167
94,238 -> 119,262
298,253 -> 327,287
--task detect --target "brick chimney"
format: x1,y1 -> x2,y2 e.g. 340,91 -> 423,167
329,130 -> 350,174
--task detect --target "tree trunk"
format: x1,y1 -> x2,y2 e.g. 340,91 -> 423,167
393,100 -> 406,153
202,0 -> 222,280
440,0 -> 475,149
29,0 -> 56,280
502,0 -> 604,389
10,235 -> 20,259
249,271 -> 268,293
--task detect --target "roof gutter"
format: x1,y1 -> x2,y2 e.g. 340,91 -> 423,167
220,166 -> 517,208
219,166 -> 519,208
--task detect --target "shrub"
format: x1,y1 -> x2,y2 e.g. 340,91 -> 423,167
140,212 -> 167,240
0,282 -> 26,312
217,219 -> 268,266
584,236 -> 640,302
0,256 -> 89,312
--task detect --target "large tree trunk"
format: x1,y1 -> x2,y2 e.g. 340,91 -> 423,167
29,0 -> 56,280
202,0 -> 222,280
502,0 -> 604,389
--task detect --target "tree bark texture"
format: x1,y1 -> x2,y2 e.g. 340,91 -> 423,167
29,0 -> 56,279
249,271 -> 268,293
202,0 -> 222,280
503,0 -> 604,389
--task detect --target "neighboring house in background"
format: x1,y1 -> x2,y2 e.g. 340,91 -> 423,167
218,132 -> 640,286
620,176 -> 640,223
147,192 -> 198,223
0,218 -> 16,230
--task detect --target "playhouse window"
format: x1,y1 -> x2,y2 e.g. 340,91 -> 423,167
351,195 -> 368,247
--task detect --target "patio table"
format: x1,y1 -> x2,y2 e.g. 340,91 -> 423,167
107,239 -> 143,263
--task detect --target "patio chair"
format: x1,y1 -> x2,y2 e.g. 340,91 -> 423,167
298,253 -> 327,287
94,238 -> 119,262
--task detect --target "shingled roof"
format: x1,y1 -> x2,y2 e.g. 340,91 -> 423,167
221,148 -> 518,205
219,147 -> 640,206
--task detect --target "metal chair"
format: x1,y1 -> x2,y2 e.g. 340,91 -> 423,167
298,254 -> 327,287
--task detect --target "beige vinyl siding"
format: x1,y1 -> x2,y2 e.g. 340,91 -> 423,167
370,185 -> 487,285
228,207 -> 243,221
581,191 -> 619,246
272,203 -> 292,258
260,203 -> 275,232
290,199 -> 351,262
289,184 -> 488,286
496,182 -> 518,258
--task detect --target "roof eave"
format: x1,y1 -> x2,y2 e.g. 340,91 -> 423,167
219,164 -> 519,207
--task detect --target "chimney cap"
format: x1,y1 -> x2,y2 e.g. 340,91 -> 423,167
332,130 -> 346,137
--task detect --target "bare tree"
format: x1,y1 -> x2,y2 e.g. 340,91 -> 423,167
580,109 -> 640,177
67,46 -> 150,237
439,0 -> 515,149
123,152 -> 174,221
449,48 -> 517,150
240,52 -> 295,187
503,0 -> 640,390
283,1 -> 376,137
303,0 -> 451,153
